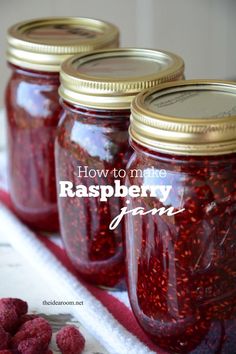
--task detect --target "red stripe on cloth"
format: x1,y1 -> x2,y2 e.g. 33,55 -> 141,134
0,189 -> 13,210
39,235 -> 162,353
0,189 -> 164,353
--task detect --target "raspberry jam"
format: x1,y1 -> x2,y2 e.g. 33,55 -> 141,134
6,66 -> 60,231
55,103 -> 131,288
126,80 -> 236,352
56,48 -> 185,288
5,17 -> 119,231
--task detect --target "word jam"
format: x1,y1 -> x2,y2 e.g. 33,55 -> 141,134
110,201 -> 185,230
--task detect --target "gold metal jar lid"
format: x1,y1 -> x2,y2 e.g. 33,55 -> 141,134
59,48 -> 184,109
7,17 -> 119,72
130,80 -> 236,156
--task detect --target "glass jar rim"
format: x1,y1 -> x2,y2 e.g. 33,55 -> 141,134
130,79 -> 236,156
59,48 -> 185,110
7,17 -> 119,72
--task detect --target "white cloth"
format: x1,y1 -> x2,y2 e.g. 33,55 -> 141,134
0,202 -> 155,354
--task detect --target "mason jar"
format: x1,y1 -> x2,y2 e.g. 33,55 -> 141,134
55,48 -> 185,289
126,80 -> 236,353
5,17 -> 119,231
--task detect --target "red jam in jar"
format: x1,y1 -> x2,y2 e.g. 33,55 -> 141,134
126,80 -> 236,353
56,48 -> 185,288
5,17 -> 119,231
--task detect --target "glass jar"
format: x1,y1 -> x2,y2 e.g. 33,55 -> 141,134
5,17 -> 119,231
56,48 -> 185,289
126,80 -> 236,353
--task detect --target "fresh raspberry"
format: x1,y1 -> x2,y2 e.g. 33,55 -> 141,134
0,351 -> 12,354
0,324 -> 10,349
1,299 -> 28,316
17,338 -> 48,354
11,317 -> 52,349
56,325 -> 85,354
19,314 -> 39,326
0,298 -> 28,333
0,301 -> 19,333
